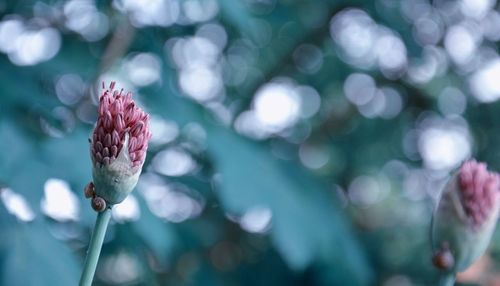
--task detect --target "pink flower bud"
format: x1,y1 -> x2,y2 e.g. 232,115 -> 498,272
89,82 -> 152,204
458,160 -> 499,228
91,82 -> 152,169
431,160 -> 500,272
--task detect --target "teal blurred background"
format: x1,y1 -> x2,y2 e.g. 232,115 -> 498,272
1,0 -> 500,285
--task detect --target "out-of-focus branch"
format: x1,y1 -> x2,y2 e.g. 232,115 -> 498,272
90,13 -> 135,102
99,15 -> 135,74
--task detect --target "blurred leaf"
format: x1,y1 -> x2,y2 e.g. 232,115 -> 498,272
206,127 -> 373,284
0,213 -> 80,286
131,196 -> 179,265
0,119 -> 35,184
217,0 -> 260,44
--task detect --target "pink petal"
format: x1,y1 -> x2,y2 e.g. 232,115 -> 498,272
111,145 -> 118,157
104,133 -> 112,147
102,147 -> 109,158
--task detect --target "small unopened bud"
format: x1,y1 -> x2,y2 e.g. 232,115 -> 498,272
84,182 -> 95,198
91,196 -> 107,212
431,160 -> 500,272
432,246 -> 454,270
89,82 -> 151,205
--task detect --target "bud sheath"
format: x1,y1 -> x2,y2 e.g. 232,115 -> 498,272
431,160 -> 500,272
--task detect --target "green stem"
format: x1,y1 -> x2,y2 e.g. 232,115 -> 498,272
439,272 -> 455,286
79,207 -> 112,286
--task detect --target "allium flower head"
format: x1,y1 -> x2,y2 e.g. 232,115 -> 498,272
90,82 -> 151,204
431,159 -> 500,272
91,82 -> 151,169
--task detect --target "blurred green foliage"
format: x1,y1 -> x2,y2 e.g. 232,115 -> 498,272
2,0 -> 500,285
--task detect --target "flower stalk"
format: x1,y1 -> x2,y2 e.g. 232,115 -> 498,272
439,273 -> 455,286
79,82 -> 151,285
79,207 -> 112,286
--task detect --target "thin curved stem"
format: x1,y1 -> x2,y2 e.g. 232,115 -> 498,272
79,207 -> 112,286
439,272 -> 455,286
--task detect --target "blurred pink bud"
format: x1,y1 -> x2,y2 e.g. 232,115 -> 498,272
432,159 -> 500,272
458,160 -> 500,228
